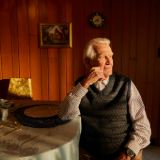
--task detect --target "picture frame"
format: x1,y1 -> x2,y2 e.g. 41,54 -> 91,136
39,22 -> 72,48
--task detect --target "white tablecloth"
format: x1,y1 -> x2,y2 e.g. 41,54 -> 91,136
0,100 -> 81,160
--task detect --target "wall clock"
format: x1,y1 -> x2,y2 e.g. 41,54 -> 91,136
89,12 -> 105,28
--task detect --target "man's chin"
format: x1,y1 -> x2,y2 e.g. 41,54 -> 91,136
104,71 -> 112,78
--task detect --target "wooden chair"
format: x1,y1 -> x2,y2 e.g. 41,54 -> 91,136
7,78 -> 33,100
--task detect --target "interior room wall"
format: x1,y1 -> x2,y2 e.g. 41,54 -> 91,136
0,0 -> 160,145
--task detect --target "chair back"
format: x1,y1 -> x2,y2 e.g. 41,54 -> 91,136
7,78 -> 33,100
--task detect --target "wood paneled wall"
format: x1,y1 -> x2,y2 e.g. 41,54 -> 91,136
0,0 -> 160,145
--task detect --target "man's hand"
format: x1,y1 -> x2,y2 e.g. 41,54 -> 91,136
114,151 -> 131,160
80,67 -> 105,89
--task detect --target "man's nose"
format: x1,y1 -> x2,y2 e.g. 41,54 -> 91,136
105,56 -> 110,64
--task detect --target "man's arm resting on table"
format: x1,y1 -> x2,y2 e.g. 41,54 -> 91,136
58,83 -> 88,120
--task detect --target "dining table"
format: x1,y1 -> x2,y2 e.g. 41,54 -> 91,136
0,100 -> 81,160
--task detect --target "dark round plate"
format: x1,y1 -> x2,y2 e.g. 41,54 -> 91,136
14,104 -> 70,128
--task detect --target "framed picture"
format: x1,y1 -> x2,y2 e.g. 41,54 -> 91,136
39,22 -> 72,48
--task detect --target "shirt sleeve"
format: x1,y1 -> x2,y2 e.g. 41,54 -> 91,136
125,81 -> 151,156
58,82 -> 88,120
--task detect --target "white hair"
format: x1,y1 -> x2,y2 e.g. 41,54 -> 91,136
83,38 -> 113,67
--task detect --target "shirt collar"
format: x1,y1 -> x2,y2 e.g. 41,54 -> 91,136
94,77 -> 109,86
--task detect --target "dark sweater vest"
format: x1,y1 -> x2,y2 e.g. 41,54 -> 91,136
75,72 -> 132,158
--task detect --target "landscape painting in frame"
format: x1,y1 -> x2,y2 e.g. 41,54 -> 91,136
39,23 -> 72,48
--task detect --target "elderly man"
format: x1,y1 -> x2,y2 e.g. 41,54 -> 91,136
58,38 -> 151,160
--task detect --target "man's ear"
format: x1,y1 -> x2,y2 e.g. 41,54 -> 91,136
84,57 -> 91,68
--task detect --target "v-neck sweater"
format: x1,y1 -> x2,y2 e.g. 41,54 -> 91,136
76,72 -> 132,158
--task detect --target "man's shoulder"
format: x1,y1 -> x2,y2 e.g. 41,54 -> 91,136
112,72 -> 131,82
112,72 -> 131,101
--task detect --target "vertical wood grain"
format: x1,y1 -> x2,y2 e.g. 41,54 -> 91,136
157,0 -> 160,146
0,14 -> 1,81
28,0 -> 42,100
129,0 -> 138,83
58,0 -> 67,101
73,0 -> 85,81
0,0 -> 9,81
91,0 -> 104,38
136,0 -> 150,106
59,47 -> 67,101
0,11 -> 12,79
40,48 -> 49,100
39,0 -> 49,100
84,0 -> 92,43
0,0 -> 8,10
103,0 -> 111,40
0,49 -> 2,80
66,0 -> 74,93
39,0 -> 47,23
121,0 -> 130,77
48,53 -> 59,100
47,0 -> 59,100
84,0 -> 92,75
146,0 -> 157,128
110,0 -> 123,74
17,0 -> 30,78
28,0 -> 39,36
0,0 -> 160,144
152,0 -> 160,145
0,0 -> 10,98
29,36 -> 42,100
9,0 -> 19,78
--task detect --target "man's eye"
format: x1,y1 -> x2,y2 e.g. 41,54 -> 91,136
98,56 -> 105,59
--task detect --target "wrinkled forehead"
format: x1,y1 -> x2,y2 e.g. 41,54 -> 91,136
93,44 -> 112,55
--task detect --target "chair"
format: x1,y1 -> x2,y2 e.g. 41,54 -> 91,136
7,78 -> 33,100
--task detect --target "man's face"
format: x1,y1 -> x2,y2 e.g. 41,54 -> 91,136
89,44 -> 113,78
